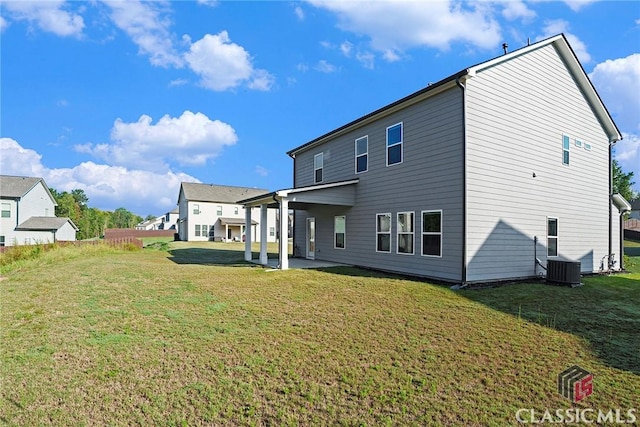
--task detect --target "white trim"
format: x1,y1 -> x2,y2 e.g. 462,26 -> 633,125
396,211 -> 414,255
386,122 -> 403,167
562,134 -> 570,166
376,212 -> 392,253
355,135 -> 368,174
306,217 -> 316,260
421,209 -> 443,258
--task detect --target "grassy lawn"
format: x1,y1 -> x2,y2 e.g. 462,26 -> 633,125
1,242 -> 638,425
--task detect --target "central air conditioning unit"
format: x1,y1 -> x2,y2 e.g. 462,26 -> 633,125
546,260 -> 582,287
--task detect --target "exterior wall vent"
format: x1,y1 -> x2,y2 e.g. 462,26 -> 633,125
547,260 -> 582,287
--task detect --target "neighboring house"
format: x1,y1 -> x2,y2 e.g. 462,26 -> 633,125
177,182 -> 277,242
628,199 -> 640,220
0,175 -> 78,246
241,34 -> 629,284
135,208 -> 179,231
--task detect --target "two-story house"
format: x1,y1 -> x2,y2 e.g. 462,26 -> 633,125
0,175 -> 78,246
240,34 -> 629,284
177,182 -> 277,243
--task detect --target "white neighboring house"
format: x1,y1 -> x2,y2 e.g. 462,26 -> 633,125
0,175 -> 78,246
177,182 -> 277,242
135,208 -> 179,231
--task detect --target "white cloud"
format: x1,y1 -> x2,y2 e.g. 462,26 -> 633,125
315,60 -> 337,73
103,0 -> 183,68
0,138 -> 199,214
356,51 -> 375,69
562,0 -> 599,12
184,31 -> 274,91
3,0 -> 84,37
76,111 -> 238,171
589,54 -> 640,133
0,15 -> 8,32
340,41 -> 353,57
294,5 -> 305,21
255,165 -> 269,177
197,0 -> 219,7
537,20 -> 591,63
501,1 -> 536,21
308,0 -> 501,60
296,63 -> 309,72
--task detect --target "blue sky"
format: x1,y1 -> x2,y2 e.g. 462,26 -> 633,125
1,0 -> 638,216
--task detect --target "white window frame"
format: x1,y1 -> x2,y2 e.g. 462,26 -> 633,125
396,211 -> 414,255
1,202 -> 10,218
376,213 -> 391,253
355,136 -> 368,174
421,210 -> 442,258
195,224 -> 201,237
269,227 -> 275,237
334,215 -> 346,249
193,203 -> 200,215
216,205 -> 223,216
314,152 -> 324,183
234,207 -> 239,215
562,135 -> 570,165
547,217 -> 559,257
386,122 -> 403,167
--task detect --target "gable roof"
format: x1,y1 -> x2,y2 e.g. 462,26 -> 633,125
287,33 -> 621,157
0,175 -> 57,205
179,182 -> 270,204
16,216 -> 79,231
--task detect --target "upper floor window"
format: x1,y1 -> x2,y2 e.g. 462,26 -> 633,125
422,210 -> 442,257
193,203 -> 200,215
216,205 -> 223,215
397,211 -> 414,255
547,217 -> 558,257
234,207 -> 239,215
562,135 -> 570,165
0,236 -> 4,247
355,136 -> 368,173
314,152 -> 323,183
387,122 -> 403,166
1,202 -> 10,218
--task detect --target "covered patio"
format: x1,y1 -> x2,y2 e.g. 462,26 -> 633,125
239,179 -> 359,270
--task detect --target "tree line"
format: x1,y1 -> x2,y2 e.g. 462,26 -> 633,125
50,188 -> 143,240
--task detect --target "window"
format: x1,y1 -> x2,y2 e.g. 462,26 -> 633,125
234,207 -> 239,215
422,210 -> 442,257
584,143 -> 592,151
216,205 -> 223,215
547,218 -> 558,257
165,213 -> 170,221
397,212 -> 414,254
355,136 -> 368,173
575,139 -> 583,148
1,203 -> 10,218
195,224 -> 201,237
0,236 -> 4,247
387,122 -> 403,166
376,213 -> 391,253
193,203 -> 200,215
562,135 -> 570,165
269,227 -> 275,237
334,216 -> 346,249
314,152 -> 323,183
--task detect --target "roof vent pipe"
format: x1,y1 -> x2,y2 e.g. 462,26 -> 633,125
502,43 -> 508,54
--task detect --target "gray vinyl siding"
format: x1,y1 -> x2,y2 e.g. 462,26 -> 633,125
293,87 -> 465,282
465,44 -> 612,282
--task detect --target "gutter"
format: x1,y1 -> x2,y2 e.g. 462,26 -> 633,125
455,75 -> 469,286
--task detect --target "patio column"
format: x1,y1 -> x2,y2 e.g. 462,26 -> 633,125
244,206 -> 252,261
279,198 -> 289,270
259,204 -> 268,265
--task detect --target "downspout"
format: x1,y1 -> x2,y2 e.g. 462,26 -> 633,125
608,141 -> 613,271
455,75 -> 468,286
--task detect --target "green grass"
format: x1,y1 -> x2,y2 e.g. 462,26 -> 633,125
1,243 -> 638,426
